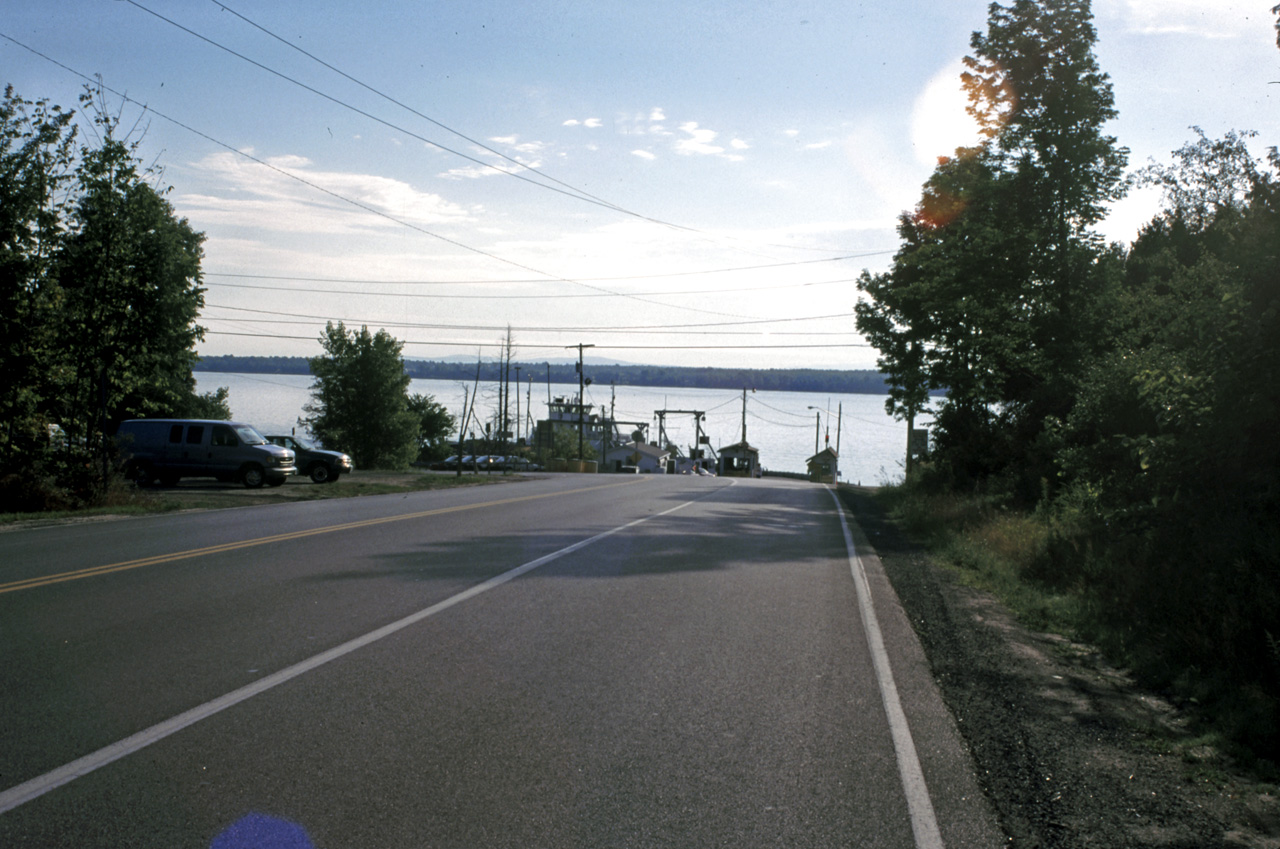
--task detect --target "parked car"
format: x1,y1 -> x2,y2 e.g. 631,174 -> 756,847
116,419 -> 295,488
264,434 -> 353,483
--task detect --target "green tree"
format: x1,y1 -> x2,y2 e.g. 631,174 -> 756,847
0,86 -> 77,472
55,92 -> 209,468
178,385 -> 232,420
1048,130 -> 1280,753
537,425 -> 596,464
407,392 -> 455,463
301,322 -> 418,469
858,0 -> 1128,497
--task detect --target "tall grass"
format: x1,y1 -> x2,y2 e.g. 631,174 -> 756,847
867,477 -> 1280,769
875,482 -> 1082,634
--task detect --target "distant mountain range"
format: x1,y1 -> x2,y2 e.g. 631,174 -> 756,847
196,355 -> 898,395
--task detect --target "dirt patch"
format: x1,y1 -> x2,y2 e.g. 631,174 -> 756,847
839,486 -> 1280,849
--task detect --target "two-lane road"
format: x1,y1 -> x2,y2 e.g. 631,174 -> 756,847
0,475 -> 1001,847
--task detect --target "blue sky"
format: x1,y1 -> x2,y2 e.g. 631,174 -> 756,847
4,1 -> 1278,369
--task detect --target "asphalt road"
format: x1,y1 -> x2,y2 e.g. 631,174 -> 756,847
0,474 -> 1003,848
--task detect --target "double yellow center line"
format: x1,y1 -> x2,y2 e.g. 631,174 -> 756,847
0,478 -> 647,595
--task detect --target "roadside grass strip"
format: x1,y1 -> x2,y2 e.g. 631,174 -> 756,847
0,479 -> 732,815
0,478 -> 648,595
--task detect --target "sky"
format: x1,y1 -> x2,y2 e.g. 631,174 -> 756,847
3,1 -> 1278,370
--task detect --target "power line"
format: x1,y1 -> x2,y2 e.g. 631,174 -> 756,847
0,31 -> 757,322
203,251 -> 891,286
204,316 -> 865,338
134,0 -> 858,257
202,301 -> 857,332
204,2 -> 648,219
121,0 -> 622,214
205,0 -> 871,257
203,330 -> 874,350
204,277 -> 864,299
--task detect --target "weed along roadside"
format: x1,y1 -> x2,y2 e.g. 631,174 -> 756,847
836,483 -> 1280,848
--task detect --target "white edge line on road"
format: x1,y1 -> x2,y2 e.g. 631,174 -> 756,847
0,483 -> 733,815
826,487 -> 945,849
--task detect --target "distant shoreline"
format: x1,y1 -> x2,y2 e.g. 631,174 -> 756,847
196,355 -> 898,395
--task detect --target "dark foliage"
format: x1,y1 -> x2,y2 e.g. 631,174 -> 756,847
857,1 -> 1280,757
0,85 -> 224,508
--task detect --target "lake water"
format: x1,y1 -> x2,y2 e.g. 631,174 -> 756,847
194,372 -> 925,484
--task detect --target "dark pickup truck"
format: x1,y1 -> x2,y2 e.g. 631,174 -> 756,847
264,435 -> 353,483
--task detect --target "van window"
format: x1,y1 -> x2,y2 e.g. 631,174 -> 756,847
168,425 -> 184,443
211,425 -> 238,447
186,425 -> 205,445
234,425 -> 267,445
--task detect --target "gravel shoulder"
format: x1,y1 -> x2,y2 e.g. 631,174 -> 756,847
839,485 -> 1280,849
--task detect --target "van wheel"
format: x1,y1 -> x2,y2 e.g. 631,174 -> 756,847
309,464 -> 331,484
242,465 -> 266,488
129,463 -> 155,487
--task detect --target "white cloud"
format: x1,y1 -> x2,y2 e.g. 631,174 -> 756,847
632,149 -> 656,160
490,136 -> 547,157
675,122 -> 725,156
439,164 -> 499,180
730,139 -> 750,150
804,140 -> 833,150
439,141 -> 543,179
181,151 -> 472,235
650,107 -> 666,122
563,119 -> 580,126
583,118 -> 603,128
1105,0 -> 1260,38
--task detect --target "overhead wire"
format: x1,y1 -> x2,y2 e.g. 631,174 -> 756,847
121,0 -> 625,214
0,31 -> 759,321
203,250 -> 892,286
202,329 -> 874,351
203,0 -> 868,257
205,277 -> 865,300
202,316 -> 867,338
3,26 -> 887,360
201,301 -> 862,334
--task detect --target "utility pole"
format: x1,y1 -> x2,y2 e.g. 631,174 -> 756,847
835,402 -> 843,483
566,343 -> 594,460
503,347 -> 512,449
606,382 -> 616,468
514,365 -> 522,444
741,387 -> 748,445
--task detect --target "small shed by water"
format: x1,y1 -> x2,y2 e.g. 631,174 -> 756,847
806,446 -> 838,483
718,440 -> 760,477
